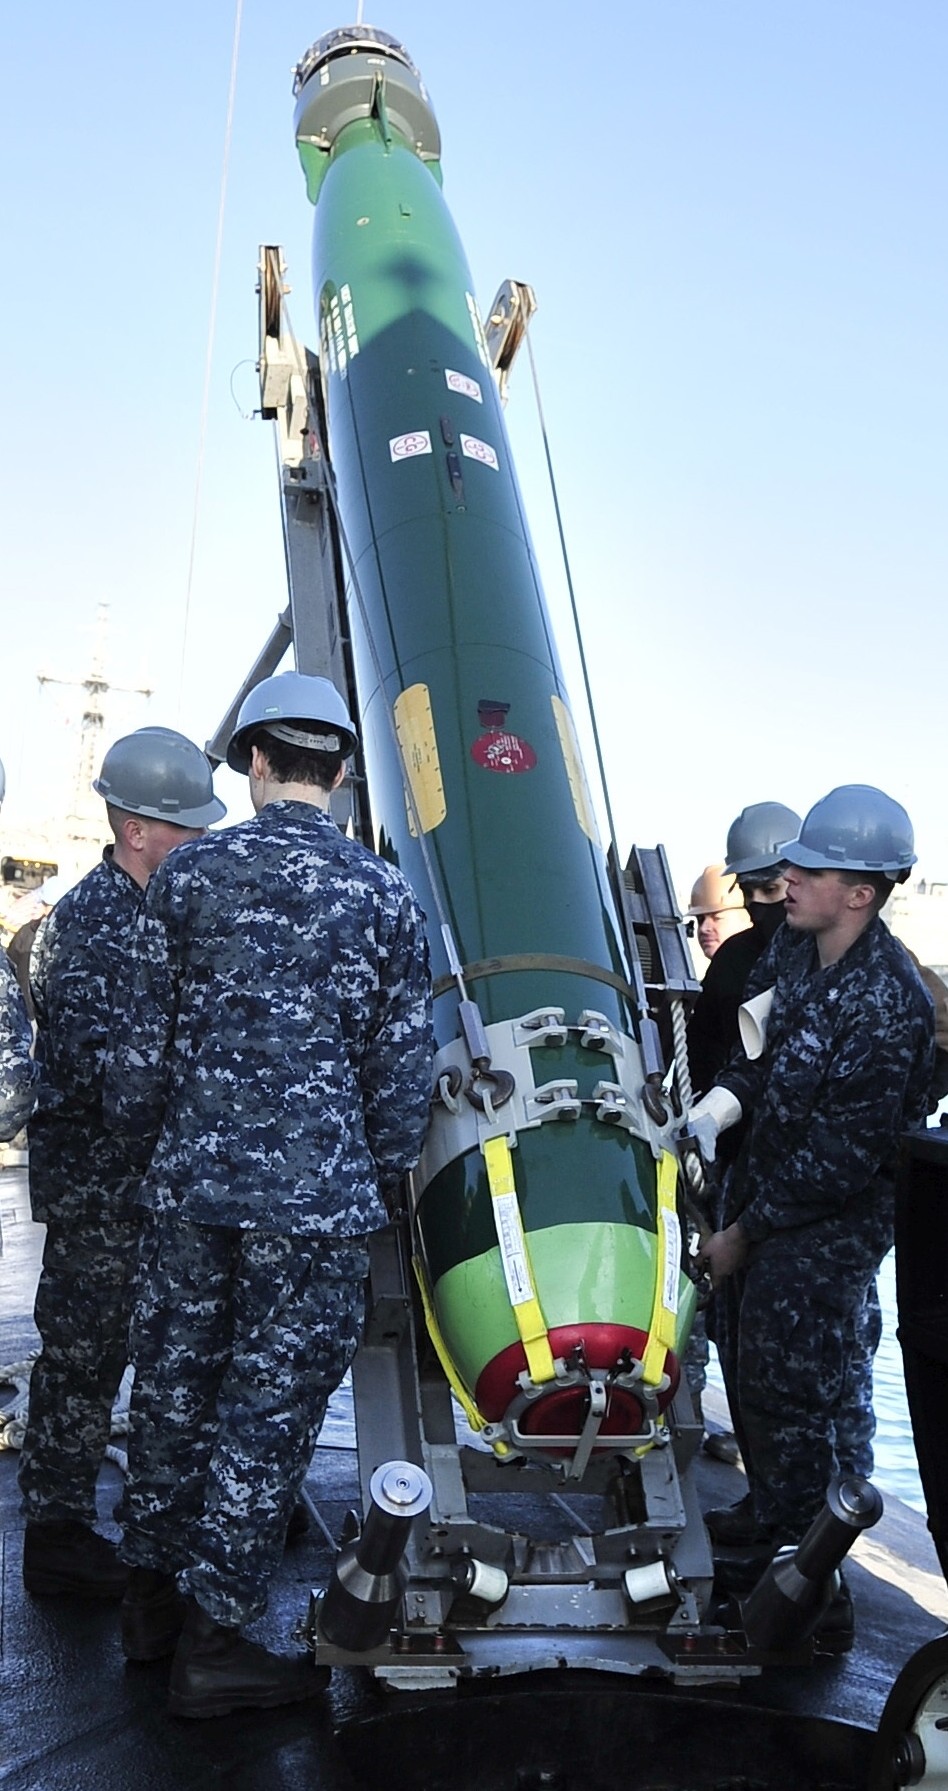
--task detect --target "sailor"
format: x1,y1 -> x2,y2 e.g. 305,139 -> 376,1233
687,862 -> 751,962
6,874 -> 69,1020
18,728 -> 225,1598
687,803 -> 801,1099
102,672 -> 433,1719
687,786 -> 934,1557
685,808 -> 800,1468
689,796 -> 946,1486
0,755 -> 37,1141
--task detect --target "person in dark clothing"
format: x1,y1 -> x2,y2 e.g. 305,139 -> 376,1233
19,729 -> 224,1602
687,803 -> 801,1099
0,756 -> 37,1142
688,797 -> 948,1491
5,876 -> 67,1022
104,673 -> 433,1720
687,863 -> 751,963
689,786 -> 934,1573
685,804 -> 801,1467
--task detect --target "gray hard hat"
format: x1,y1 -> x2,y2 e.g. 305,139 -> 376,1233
226,671 -> 358,774
779,785 -> 916,882
93,727 -> 226,828
724,802 -> 802,880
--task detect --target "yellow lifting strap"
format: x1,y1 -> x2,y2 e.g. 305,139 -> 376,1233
642,1149 -> 683,1387
482,1133 -> 556,1387
411,1256 -> 488,1434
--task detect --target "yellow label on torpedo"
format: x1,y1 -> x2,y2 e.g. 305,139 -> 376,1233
394,684 -> 447,835
550,696 -> 600,846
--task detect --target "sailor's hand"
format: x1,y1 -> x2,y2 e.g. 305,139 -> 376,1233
678,1087 -> 743,1167
682,1111 -> 720,1164
699,1222 -> 748,1287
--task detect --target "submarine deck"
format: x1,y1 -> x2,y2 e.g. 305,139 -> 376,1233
2,1160 -> 946,1791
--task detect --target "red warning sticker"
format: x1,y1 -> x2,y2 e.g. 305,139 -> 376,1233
471,730 -> 537,774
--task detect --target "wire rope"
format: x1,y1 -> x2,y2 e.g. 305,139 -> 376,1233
176,0 -> 244,718
521,326 -> 625,884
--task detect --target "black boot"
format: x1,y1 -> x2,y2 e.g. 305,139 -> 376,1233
284,1500 -> 310,1547
23,1520 -> 129,1599
702,1429 -> 742,1467
704,1493 -> 775,1548
121,1568 -> 187,1661
168,1598 -> 330,1719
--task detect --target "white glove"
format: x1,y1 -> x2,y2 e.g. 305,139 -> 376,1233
680,1086 -> 743,1165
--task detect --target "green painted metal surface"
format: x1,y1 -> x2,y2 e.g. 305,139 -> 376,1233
300,114 -> 633,1039
417,1122 -> 657,1286
295,43 -> 685,1426
432,1222 -> 698,1396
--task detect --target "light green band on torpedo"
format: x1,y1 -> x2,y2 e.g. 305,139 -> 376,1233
309,125 -> 478,354
432,1221 -> 697,1395
298,128 -> 444,205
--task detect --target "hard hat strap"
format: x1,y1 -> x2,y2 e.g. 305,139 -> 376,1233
263,721 -> 342,753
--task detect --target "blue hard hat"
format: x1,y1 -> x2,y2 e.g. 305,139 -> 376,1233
724,803 -> 802,879
226,671 -> 358,774
94,728 -> 226,828
779,785 -> 916,882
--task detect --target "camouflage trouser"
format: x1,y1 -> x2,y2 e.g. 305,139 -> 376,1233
18,1217 -> 140,1524
683,1308 -> 710,1401
119,1213 -> 368,1626
716,1234 -> 871,1541
836,1277 -> 882,1479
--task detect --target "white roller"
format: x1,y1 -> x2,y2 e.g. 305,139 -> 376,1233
466,1559 -> 510,1605
623,1561 -> 675,1604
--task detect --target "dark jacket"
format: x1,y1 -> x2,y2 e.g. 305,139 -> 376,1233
28,850 -> 142,1222
718,917 -> 934,1283
103,801 -> 434,1235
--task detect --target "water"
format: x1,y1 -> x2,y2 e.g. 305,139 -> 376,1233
871,1248 -> 924,1513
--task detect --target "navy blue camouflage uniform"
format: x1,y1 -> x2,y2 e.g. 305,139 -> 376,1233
714,916 -> 933,1540
103,800 -> 433,1627
0,952 -> 35,1141
18,851 -> 144,1525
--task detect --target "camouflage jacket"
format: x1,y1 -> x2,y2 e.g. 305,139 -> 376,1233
103,800 -> 434,1235
718,916 -> 933,1273
28,850 -> 144,1221
0,951 -> 35,1141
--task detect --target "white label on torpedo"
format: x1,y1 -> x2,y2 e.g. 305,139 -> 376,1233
661,1210 -> 681,1316
390,431 -> 433,462
460,434 -> 499,470
445,368 -> 482,403
491,1191 -> 535,1306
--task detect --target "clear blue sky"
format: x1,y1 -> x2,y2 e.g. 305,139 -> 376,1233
2,1 -> 945,890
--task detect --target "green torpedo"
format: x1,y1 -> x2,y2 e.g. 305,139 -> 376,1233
293,26 -> 694,1458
